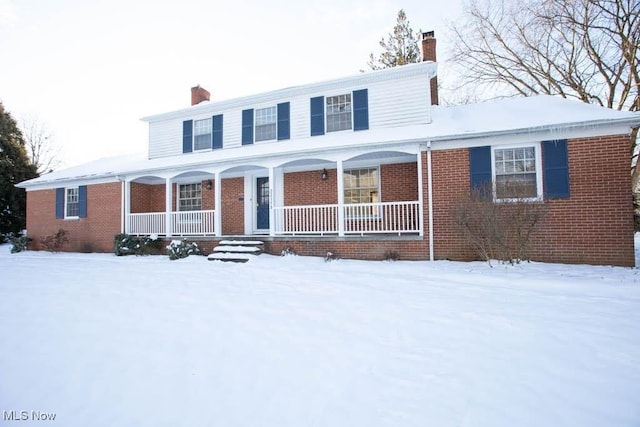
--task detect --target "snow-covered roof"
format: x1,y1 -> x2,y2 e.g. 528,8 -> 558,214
18,95 -> 640,189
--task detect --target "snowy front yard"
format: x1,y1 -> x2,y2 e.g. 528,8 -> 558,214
1,245 -> 639,427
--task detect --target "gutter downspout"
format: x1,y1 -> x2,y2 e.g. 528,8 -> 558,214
427,141 -> 434,261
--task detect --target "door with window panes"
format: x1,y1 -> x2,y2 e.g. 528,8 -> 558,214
256,177 -> 269,230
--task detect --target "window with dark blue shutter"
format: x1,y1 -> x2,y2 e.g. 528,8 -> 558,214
78,185 -> 87,218
55,188 -> 64,219
212,114 -> 223,149
542,139 -> 570,199
353,89 -> 369,131
182,120 -> 193,153
277,102 -> 290,140
310,96 -> 324,136
469,146 -> 492,196
242,109 -> 254,145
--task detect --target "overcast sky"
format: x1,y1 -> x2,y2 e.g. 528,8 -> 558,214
0,0 -> 463,168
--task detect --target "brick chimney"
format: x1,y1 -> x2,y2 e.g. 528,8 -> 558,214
422,31 -> 438,106
191,85 -> 210,106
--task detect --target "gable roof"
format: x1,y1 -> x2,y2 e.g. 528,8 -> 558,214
17,95 -> 640,189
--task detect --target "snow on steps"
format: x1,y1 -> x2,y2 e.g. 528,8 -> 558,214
207,240 -> 264,263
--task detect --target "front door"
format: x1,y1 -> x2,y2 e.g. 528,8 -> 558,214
256,177 -> 269,230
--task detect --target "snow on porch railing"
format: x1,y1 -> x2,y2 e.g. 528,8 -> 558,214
273,204 -> 339,235
127,210 -> 215,236
128,212 -> 166,235
344,201 -> 421,235
273,201 -> 421,235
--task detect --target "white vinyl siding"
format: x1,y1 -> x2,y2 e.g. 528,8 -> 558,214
146,63 -> 434,158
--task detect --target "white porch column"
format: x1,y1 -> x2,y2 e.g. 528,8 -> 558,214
165,178 -> 173,237
417,151 -> 424,238
336,160 -> 345,236
123,180 -> 131,234
214,172 -> 222,237
268,166 -> 275,237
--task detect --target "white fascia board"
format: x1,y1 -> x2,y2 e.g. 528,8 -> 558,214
140,62 -> 437,123
428,118 -> 639,151
21,176 -> 121,192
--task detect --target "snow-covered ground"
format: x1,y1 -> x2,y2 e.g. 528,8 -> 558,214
1,242 -> 639,427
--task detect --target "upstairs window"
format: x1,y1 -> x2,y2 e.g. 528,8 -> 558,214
255,106 -> 277,142
327,94 -> 352,132
178,183 -> 202,211
193,118 -> 212,151
493,145 -> 541,199
66,187 -> 79,217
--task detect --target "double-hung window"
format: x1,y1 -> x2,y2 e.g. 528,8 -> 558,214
344,168 -> 379,216
178,183 -> 202,211
193,118 -> 212,151
66,188 -> 79,217
255,107 -> 277,142
327,94 -> 352,132
493,145 -> 542,199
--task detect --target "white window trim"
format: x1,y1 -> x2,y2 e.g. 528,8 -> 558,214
343,166 -> 381,219
491,143 -> 544,202
177,183 -> 202,212
64,187 -> 80,220
193,118 -> 212,152
254,106 -> 277,143
326,92 -> 353,133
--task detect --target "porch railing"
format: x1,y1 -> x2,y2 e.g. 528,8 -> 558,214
273,201 -> 421,235
127,210 -> 215,236
273,204 -> 339,235
127,202 -> 420,237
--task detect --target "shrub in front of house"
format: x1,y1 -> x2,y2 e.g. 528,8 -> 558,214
40,229 -> 69,253
113,233 -> 163,256
166,239 -> 202,260
10,232 -> 31,253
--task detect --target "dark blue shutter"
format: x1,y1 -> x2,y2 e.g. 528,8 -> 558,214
353,89 -> 369,131
543,140 -> 570,199
469,146 -> 492,195
55,188 -> 64,219
277,102 -> 290,140
78,185 -> 87,218
310,96 -> 324,136
242,109 -> 254,145
182,120 -> 193,153
212,114 -> 223,149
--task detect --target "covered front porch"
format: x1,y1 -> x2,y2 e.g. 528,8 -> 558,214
122,148 -> 425,239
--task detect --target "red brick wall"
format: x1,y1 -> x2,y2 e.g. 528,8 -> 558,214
529,135 -> 634,266
26,182 -> 122,252
221,178 -> 244,234
130,183 -> 165,213
429,135 -> 634,266
380,163 -> 418,202
265,239 -> 428,261
284,170 -> 338,205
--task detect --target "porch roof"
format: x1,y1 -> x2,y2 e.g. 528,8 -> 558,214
18,95 -> 640,189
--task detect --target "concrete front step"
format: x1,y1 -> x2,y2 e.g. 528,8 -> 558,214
208,240 -> 265,263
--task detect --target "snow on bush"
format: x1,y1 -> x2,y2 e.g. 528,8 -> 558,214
166,239 -> 202,260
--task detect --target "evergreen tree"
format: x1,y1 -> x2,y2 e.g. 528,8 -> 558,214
0,102 -> 38,236
367,9 -> 422,70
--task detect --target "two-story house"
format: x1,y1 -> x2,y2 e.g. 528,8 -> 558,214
18,33 -> 640,266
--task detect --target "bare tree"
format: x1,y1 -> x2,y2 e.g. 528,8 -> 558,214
20,116 -> 60,174
367,9 -> 422,70
449,0 -> 639,185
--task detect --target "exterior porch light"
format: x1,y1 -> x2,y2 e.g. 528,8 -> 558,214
321,168 -> 328,181
205,180 -> 213,190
